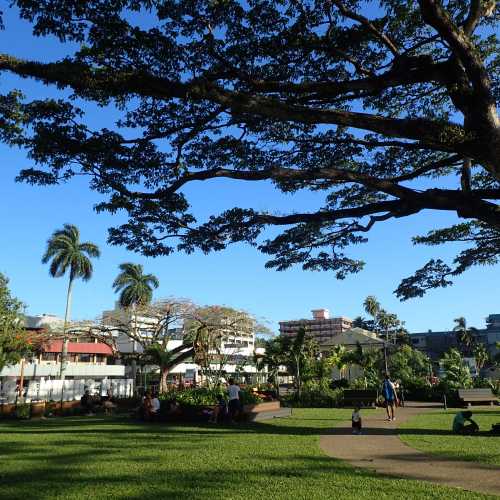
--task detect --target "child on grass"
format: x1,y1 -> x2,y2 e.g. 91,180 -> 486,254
352,406 -> 362,435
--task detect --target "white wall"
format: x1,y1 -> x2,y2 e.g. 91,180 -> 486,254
0,378 -> 133,403
0,362 -> 126,378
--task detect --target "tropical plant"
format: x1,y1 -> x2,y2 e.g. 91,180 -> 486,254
104,298 -> 193,393
387,344 -> 431,391
255,336 -> 288,394
325,345 -> 348,378
185,305 -> 260,387
290,327 -> 311,398
113,263 -> 159,308
452,317 -> 478,355
363,295 -> 407,372
441,348 -> 473,389
284,379 -> 343,408
42,224 -> 100,378
352,316 -> 374,330
341,342 -> 383,389
472,343 -> 490,373
6,2 -> 500,302
0,273 -> 31,372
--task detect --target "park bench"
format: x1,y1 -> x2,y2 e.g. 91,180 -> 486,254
458,388 -> 499,407
342,389 -> 378,407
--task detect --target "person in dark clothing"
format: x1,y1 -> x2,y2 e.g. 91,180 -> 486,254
81,390 -> 95,415
453,411 -> 479,434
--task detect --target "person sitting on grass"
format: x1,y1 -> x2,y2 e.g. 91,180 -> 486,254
352,406 -> 362,435
151,393 -> 161,418
208,394 -> 227,424
452,410 -> 479,434
166,397 -> 182,418
102,396 -> 116,416
80,390 -> 95,416
142,391 -> 154,421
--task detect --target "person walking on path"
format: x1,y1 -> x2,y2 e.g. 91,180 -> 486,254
382,373 -> 397,421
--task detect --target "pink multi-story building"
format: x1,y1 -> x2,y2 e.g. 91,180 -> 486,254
279,309 -> 352,345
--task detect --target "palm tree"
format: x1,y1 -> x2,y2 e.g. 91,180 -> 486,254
363,295 -> 389,372
326,345 -> 348,379
453,317 -> 478,355
363,296 -> 381,319
291,327 -> 308,398
112,263 -> 159,308
472,343 -> 489,373
113,263 -> 159,392
42,224 -> 100,379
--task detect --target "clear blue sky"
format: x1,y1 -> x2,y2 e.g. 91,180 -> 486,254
0,8 -> 498,334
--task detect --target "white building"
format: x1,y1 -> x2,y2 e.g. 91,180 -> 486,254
0,314 -> 126,384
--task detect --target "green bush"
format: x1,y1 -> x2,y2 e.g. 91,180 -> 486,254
15,403 -> 30,419
284,380 -> 343,408
160,387 -> 263,407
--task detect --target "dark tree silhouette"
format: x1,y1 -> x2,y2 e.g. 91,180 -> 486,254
1,1 -> 499,298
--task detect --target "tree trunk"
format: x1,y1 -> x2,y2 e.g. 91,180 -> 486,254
131,358 -> 137,394
131,303 -> 138,394
160,366 -> 169,394
60,276 -> 74,381
295,355 -> 301,399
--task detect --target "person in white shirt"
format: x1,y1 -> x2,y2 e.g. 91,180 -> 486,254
227,379 -> 241,422
151,393 -> 161,415
352,407 -> 362,435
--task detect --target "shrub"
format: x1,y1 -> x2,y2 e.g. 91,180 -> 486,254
160,387 -> 263,407
15,403 -> 30,419
283,379 -> 343,408
330,378 -> 349,389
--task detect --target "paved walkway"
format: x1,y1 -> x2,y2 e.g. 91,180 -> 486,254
320,403 -> 500,496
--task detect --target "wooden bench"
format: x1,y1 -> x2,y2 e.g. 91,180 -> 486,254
343,389 -> 378,407
458,388 -> 499,407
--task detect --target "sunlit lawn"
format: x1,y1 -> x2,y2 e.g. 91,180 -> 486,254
399,408 -> 500,466
0,409 -> 494,499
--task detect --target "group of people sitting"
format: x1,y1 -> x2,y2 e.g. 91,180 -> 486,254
138,379 -> 244,424
80,390 -> 116,416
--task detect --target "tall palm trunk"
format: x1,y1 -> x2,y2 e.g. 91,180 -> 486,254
160,366 -> 169,394
59,275 -> 74,380
131,302 -> 138,394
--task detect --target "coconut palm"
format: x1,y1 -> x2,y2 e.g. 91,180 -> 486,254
112,263 -> 159,308
113,263 -> 159,393
42,224 -> 100,324
42,224 -> 100,378
453,317 -> 478,355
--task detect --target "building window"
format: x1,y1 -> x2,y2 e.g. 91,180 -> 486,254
78,354 -> 92,363
42,352 -> 57,361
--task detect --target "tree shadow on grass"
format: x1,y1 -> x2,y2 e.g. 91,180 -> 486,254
0,447 -> 412,500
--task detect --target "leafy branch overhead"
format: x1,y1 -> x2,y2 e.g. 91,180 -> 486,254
0,0 -> 499,298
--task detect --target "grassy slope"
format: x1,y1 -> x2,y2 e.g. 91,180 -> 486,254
0,409 -> 493,499
399,409 -> 500,466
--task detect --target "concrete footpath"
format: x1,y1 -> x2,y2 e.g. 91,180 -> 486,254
319,403 -> 500,496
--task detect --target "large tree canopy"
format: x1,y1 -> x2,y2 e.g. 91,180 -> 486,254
0,0 -> 499,298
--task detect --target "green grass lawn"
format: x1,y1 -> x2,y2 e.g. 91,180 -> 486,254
399,408 -> 500,466
0,409 -> 494,499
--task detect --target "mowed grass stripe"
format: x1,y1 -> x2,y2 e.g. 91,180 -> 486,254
0,409 -> 494,499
